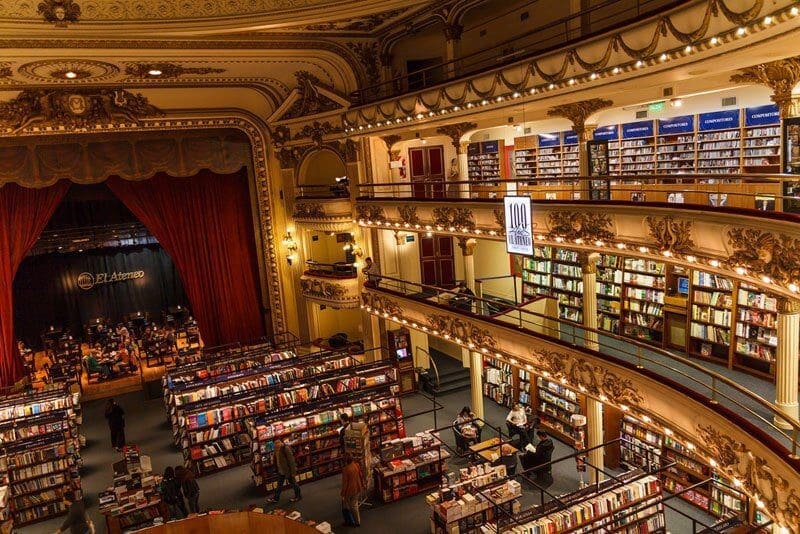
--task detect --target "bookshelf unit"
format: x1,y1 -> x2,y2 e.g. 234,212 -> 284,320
620,121 -> 656,175
621,258 -> 666,346
689,270 -> 734,364
513,135 -> 537,183
734,284 -> 778,378
99,445 -> 165,534
374,430 -> 449,503
552,248 -> 583,324
743,104 -> 781,173
596,254 -> 622,334
483,356 -> 514,408
497,473 -> 666,533
535,377 -> 586,447
248,372 -> 404,492
521,246 -> 553,300
0,388 -> 83,529
517,369 -> 532,407
656,115 -> 696,174
165,348 -> 366,477
467,140 -> 503,198
536,133 -> 563,178
619,416 -> 747,519
562,131 -> 579,177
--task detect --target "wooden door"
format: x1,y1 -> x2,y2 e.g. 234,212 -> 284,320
408,145 -> 445,199
420,235 -> 455,288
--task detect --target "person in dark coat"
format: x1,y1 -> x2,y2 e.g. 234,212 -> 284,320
529,430 -> 555,486
270,439 -> 302,503
178,466 -> 200,514
492,444 -> 518,476
104,398 -> 126,451
54,491 -> 90,534
160,466 -> 186,520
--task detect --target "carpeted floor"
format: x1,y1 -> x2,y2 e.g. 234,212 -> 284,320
19,351 -> 719,533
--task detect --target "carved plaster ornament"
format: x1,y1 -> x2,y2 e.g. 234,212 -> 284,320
426,314 -> 497,348
343,139 -> 359,163
731,57 -> 800,119
277,148 -> 299,169
0,88 -> 162,133
270,125 -> 291,148
436,122 -> 478,151
283,71 -> 344,119
293,203 -> 326,219
38,0 -> 80,26
124,63 -> 225,79
645,216 -> 695,254
381,134 -> 401,150
546,99 -> 613,139
727,227 -> 800,285
347,41 -> 381,87
457,237 -> 477,256
397,205 -> 421,227
293,121 -> 341,145
492,209 -> 506,235
361,292 -> 403,316
301,278 -> 349,300
0,64 -> 11,78
432,207 -> 475,231
547,211 -> 614,241
355,204 -> 385,221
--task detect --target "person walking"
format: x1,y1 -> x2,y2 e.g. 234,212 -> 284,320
160,466 -> 186,520
54,491 -> 93,534
340,454 -> 364,527
181,468 -> 200,513
104,398 -> 126,451
270,439 -> 302,503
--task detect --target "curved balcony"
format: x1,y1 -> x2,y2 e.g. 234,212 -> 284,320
344,0 -> 800,132
300,261 -> 359,308
355,174 -> 800,299
360,274 -> 800,530
291,197 -> 354,233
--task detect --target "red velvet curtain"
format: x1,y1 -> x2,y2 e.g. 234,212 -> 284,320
0,181 -> 69,386
107,169 -> 265,347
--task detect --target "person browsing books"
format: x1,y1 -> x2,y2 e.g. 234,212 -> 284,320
505,404 -> 531,447
270,439 -> 302,504
340,454 -> 365,527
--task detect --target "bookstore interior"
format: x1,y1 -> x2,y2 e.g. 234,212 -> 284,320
4,0 -> 800,533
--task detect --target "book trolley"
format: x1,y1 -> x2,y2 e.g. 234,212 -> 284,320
0,386 -> 83,529
374,430 -> 450,503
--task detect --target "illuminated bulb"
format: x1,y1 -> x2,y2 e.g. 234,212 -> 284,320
496,96 -> 503,102
65,71 -> 78,79
616,243 -> 626,250
542,371 -> 550,377
425,231 -> 432,237
147,69 -> 162,76
764,15 -> 773,25
548,83 -> 555,90
686,442 -> 695,450
659,53 -> 668,61
358,126 -> 363,130
568,78 -> 575,85
366,124 -> 372,129
710,36 -> 719,45
709,458 -> 717,468
662,250 -> 672,257
530,88 -> 537,94
789,283 -> 799,293
735,266 -> 747,275
638,246 -> 649,253
440,109 -> 447,114
512,92 -> 520,98
578,385 -> 586,392
733,478 -> 741,488
574,238 -> 583,244
620,405 -> 629,412
642,415 -> 651,423
594,240 -> 604,247
560,377 -> 567,384
481,348 -> 488,354
416,113 -> 424,119
481,99 -> 488,106
453,106 -> 460,111
709,259 -> 720,268
756,499 -> 765,509
684,45 -> 693,53
427,111 -> 434,117
761,275 -> 772,283
686,255 -> 696,263
635,60 -> 644,68
555,236 -> 564,243
737,27 -> 746,36
599,394 -> 608,402
590,72 -> 597,80
467,102 -> 474,108
612,67 -> 620,74
664,428 -> 673,436
792,6 -> 799,16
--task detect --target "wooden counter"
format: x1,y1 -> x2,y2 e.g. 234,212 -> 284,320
136,511 -> 325,534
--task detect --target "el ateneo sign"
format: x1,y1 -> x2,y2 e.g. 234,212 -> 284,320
77,270 -> 144,291
503,196 -> 533,256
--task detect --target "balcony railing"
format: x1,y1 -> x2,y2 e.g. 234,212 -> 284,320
357,174 -> 800,215
363,273 -> 800,458
350,0 -> 685,105
303,260 -> 357,278
296,183 -> 350,200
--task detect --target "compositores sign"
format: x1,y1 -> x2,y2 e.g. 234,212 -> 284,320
503,196 -> 533,256
77,270 -> 144,291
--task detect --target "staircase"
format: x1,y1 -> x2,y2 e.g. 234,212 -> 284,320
429,349 -> 471,396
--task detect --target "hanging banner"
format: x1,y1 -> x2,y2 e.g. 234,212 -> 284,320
481,140 -> 499,153
745,104 -> 780,127
563,131 -> 579,145
657,115 -> 694,136
503,196 -> 533,256
699,109 -> 740,131
593,125 -> 619,141
621,120 -> 654,139
538,132 -> 560,147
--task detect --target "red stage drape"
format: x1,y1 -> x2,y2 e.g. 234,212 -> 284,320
0,181 -> 69,386
107,169 -> 265,347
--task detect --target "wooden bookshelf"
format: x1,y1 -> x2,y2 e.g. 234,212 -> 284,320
734,283 -> 778,378
517,369 -> 532,407
0,387 -> 83,529
621,258 -> 666,347
374,431 -> 449,503
535,376 -> 586,447
521,246 -> 554,300
513,135 -> 537,183
467,140 -> 503,198
552,248 -> 583,324
656,115 -> 696,175
483,356 -> 515,408
620,121 -> 656,175
596,254 -> 622,334
689,271 -> 734,365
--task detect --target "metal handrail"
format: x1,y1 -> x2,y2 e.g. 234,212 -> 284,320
415,345 -> 440,390
364,273 -> 800,459
350,0 -> 683,104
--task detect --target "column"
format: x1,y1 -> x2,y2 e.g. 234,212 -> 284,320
361,228 -> 383,356
470,351 -> 485,420
458,142 -> 470,199
586,397 -> 604,484
459,237 -> 478,368
580,252 -> 599,351
444,23 -> 463,78
578,124 -> 596,199
775,298 -> 800,428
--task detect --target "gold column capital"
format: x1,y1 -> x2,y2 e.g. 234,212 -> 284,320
731,57 -> 800,119
777,297 -> 800,315
436,122 -> 478,152
546,99 -> 613,141
578,251 -> 600,273
457,236 -> 477,256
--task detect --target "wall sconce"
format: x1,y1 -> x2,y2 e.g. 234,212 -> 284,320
282,232 -> 298,265
342,236 -> 363,257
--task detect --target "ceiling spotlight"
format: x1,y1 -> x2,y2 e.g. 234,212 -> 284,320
548,83 -> 555,89
590,72 -> 597,80
764,15 -> 773,25
792,6 -> 799,16
659,53 -> 668,61
612,67 -> 620,74
684,45 -> 693,53
530,88 -> 537,94
481,99 -> 488,105
453,105 -> 460,111
635,60 -> 644,68
65,71 -> 77,79
710,36 -> 719,45
147,69 -> 162,76
737,27 -> 746,36
512,91 -> 520,98
568,78 -> 575,85
670,98 -> 683,108
709,259 -> 720,268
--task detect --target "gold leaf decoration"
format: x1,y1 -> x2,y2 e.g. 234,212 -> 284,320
728,228 -> 800,285
492,208 -> 505,235
361,292 -> 402,316
731,57 -> 800,118
426,314 -> 497,348
432,207 -> 475,230
355,204 -> 385,221
547,211 -> 613,241
645,216 -> 695,254
547,99 -> 613,138
293,202 -> 325,219
397,205 -> 420,226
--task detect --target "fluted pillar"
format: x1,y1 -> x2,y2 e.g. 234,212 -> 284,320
470,351 -> 484,420
586,397 -> 604,484
581,252 -> 599,351
458,142 -> 470,199
775,298 -> 800,429
459,237 -> 478,368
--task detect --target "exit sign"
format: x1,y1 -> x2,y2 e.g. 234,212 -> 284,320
648,101 -> 666,113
